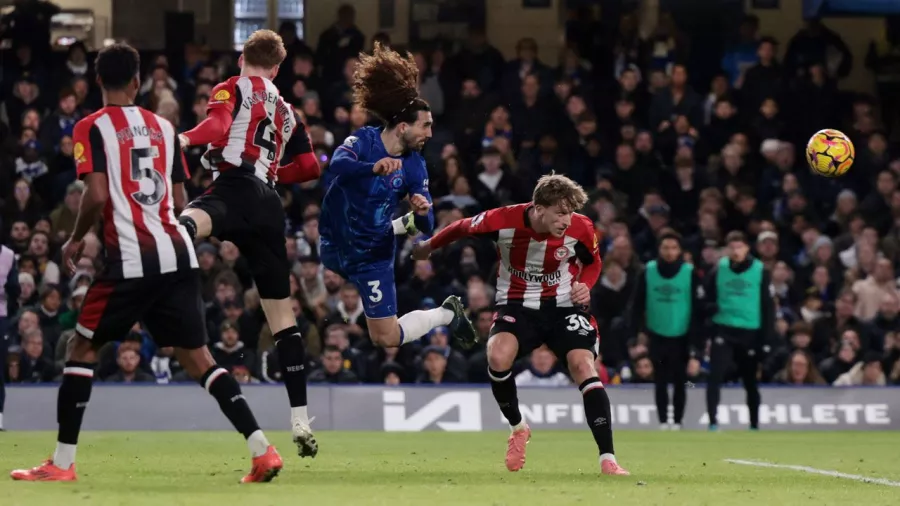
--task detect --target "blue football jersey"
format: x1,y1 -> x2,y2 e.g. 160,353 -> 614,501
319,126 -> 434,269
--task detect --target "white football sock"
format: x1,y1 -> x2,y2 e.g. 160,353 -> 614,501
0,412 -> 4,429
291,406 -> 309,424
511,421 -> 528,432
600,453 -> 617,464
398,308 -> 454,345
53,443 -> 77,469
247,430 -> 270,458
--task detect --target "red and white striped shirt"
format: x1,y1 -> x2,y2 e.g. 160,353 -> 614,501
200,76 -> 301,184
429,203 -> 602,310
73,106 -> 198,280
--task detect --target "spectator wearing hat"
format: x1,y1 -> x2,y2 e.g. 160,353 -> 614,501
58,284 -> 87,332
16,272 -> 37,308
49,181 -> 82,242
416,345 -> 458,385
195,242 -> 222,301
308,345 -> 359,384
211,321 -> 257,377
3,76 -> 44,137
15,138 -> 48,183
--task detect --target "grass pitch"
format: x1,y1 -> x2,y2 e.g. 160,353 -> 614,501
1,431 -> 897,505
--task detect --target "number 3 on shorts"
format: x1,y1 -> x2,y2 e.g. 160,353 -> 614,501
566,314 -> 593,332
367,280 -> 383,303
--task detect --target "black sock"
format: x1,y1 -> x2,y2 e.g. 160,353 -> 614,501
653,376 -> 669,424
274,327 -> 308,408
672,381 -> 687,424
580,378 -> 614,455
489,368 -> 522,426
201,367 -> 260,439
57,362 -> 95,445
178,215 -> 197,240
746,383 -> 761,429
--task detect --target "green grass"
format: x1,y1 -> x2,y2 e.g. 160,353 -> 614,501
1,431 -> 898,505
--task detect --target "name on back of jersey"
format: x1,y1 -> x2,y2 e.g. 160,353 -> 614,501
242,89 -> 293,132
117,124 -> 164,144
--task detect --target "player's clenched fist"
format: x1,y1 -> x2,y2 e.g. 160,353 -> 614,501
412,240 -> 432,260
410,194 -> 431,215
374,157 -> 403,175
570,281 -> 591,306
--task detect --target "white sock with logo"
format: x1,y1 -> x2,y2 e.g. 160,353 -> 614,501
53,443 -> 77,469
398,308 -> 454,345
247,430 -> 270,458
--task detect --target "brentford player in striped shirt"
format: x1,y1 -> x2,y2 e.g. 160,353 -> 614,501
413,174 -> 629,476
10,43 -> 282,483
177,29 -> 319,459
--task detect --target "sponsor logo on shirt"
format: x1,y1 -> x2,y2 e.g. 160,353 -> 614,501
73,142 -> 86,164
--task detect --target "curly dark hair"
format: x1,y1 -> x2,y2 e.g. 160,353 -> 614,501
351,42 -> 429,127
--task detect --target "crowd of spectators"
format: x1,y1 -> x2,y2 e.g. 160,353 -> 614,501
1,4 -> 900,389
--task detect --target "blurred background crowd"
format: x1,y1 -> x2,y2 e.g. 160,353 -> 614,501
2,1 -> 900,390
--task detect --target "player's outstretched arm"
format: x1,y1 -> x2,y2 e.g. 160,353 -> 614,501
412,208 -> 505,259
180,107 -> 233,147
180,82 -> 237,147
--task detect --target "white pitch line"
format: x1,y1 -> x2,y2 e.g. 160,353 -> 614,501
725,459 -> 900,488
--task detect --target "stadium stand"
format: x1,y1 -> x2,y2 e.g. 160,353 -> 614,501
1,3 -> 899,395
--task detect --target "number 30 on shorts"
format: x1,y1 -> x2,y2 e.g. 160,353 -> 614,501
565,314 -> 594,332
367,280 -> 383,303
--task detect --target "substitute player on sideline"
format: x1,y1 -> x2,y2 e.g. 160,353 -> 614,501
177,30 -> 320,457
626,231 -> 703,430
413,174 -> 629,476
9,43 -> 282,483
319,42 -> 476,353
704,231 -> 775,431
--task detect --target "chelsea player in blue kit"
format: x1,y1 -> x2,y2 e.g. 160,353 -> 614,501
319,43 -> 477,350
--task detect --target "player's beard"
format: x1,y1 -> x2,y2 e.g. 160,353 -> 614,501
402,132 -> 427,153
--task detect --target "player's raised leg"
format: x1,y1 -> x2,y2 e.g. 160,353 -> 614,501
178,207 -> 213,241
147,271 -> 282,482
566,348 -> 629,476
353,267 -> 476,349
175,346 -> 282,482
486,330 -> 531,472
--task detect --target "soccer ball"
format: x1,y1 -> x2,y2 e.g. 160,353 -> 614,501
806,129 -> 855,177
